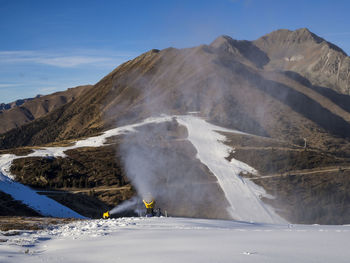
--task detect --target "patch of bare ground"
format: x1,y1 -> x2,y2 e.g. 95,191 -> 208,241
10,145 -> 128,189
221,132 -> 300,149
224,132 -> 349,175
224,133 -> 350,224
0,147 -> 34,156
7,144 -> 133,218
44,140 -> 76,147
37,185 -> 135,219
0,216 -> 78,232
251,170 -> 350,225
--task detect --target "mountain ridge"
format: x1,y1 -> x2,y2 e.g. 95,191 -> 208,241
0,85 -> 92,134
1,28 -> 350,151
0,95 -> 42,111
1,28 -> 350,223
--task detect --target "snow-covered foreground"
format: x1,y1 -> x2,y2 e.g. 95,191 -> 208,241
1,217 -> 349,263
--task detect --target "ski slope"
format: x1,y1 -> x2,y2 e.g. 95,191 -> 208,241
1,114 -> 283,222
1,217 -> 349,263
0,116 -> 173,218
0,172 -> 85,218
177,115 -> 286,223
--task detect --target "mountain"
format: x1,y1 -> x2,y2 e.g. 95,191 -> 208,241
254,28 -> 350,95
1,29 -> 350,151
1,28 -> 350,224
0,95 -> 41,111
0,85 -> 92,134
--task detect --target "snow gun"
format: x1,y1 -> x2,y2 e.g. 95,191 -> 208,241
103,211 -> 110,219
143,199 -> 161,217
143,199 -> 154,209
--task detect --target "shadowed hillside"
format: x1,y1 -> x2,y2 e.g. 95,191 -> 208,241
0,85 -> 92,134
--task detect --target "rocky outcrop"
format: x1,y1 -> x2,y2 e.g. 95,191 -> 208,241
254,28 -> 350,94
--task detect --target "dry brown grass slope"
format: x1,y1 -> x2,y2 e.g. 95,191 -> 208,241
0,85 -> 91,134
1,28 -> 350,154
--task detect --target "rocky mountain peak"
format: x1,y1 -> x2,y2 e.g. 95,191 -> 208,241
257,28 -> 321,44
210,35 -> 269,68
256,28 -> 347,56
210,35 -> 235,48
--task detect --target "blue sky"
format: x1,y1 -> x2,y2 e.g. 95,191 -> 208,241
1,0 -> 350,103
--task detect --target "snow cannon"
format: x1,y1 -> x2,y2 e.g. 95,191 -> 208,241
103,211 -> 110,219
143,199 -> 155,217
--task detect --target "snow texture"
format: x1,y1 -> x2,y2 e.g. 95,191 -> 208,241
0,217 -> 349,263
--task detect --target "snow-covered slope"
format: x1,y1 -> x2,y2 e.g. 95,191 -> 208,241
177,115 -> 286,223
0,116 -> 173,218
0,172 -> 85,218
1,217 -> 349,263
1,114 -> 283,222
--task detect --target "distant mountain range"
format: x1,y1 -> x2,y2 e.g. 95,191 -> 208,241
1,28 -> 349,224
1,28 -> 350,150
0,85 -> 91,135
1,95 -> 41,111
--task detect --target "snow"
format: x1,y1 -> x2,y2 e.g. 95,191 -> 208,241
1,217 -> 349,263
0,154 -> 85,218
177,115 -> 286,224
0,115 -> 348,261
0,114 -> 284,222
0,115 -> 172,218
0,172 -> 85,218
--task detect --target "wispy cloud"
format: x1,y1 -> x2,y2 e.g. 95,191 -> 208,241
0,83 -> 22,88
0,49 -> 139,102
0,49 -> 136,68
35,56 -> 109,67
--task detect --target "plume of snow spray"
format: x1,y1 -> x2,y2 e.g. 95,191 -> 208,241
109,196 -> 139,215
106,42 -> 286,220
